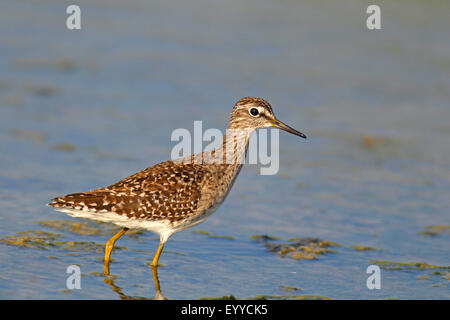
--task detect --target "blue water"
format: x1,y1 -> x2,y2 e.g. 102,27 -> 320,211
0,0 -> 449,299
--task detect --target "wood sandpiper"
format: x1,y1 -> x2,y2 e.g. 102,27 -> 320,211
48,97 -> 306,274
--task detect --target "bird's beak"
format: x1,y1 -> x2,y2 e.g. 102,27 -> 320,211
270,118 -> 307,139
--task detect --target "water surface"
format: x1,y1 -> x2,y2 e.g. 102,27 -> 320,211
0,0 -> 449,299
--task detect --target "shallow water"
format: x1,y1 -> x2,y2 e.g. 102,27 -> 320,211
0,0 -> 449,299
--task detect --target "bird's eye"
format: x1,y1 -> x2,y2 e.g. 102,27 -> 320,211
249,108 -> 259,117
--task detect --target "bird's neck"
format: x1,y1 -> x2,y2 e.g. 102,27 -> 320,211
186,128 -> 253,168
222,128 -> 253,165
217,128 -> 253,166
206,128 -> 253,203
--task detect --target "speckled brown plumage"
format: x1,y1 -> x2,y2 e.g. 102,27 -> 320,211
50,160 -> 205,222
49,158 -> 245,224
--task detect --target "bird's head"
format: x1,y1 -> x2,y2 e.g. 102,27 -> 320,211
229,97 -> 307,139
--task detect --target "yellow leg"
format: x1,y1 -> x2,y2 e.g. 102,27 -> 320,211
104,228 -> 128,275
151,241 -> 165,267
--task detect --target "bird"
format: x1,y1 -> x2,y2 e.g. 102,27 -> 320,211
48,97 -> 306,274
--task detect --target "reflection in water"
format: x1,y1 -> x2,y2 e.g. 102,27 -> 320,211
104,267 -> 167,300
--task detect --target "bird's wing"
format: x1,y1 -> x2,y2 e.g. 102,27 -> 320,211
48,160 -> 211,222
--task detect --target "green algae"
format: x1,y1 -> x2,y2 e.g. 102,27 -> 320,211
0,229 -> 126,253
431,271 -> 450,283
191,230 -> 211,236
251,234 -> 281,241
431,284 -> 445,287
192,230 -> 235,240
252,294 -> 302,300
57,240 -> 126,253
90,271 -> 110,278
60,289 -> 74,294
37,219 -> 143,238
250,292 -> 330,300
164,250 -> 186,256
349,245 -> 378,251
38,220 -> 105,236
371,261 -> 450,272
253,235 -> 339,260
198,295 -> 237,300
296,295 -> 332,300
437,272 -> 450,280
418,225 -> 450,237
278,173 -> 292,179
208,235 -> 235,240
199,292 -> 330,300
279,285 -> 302,293
372,260 -> 450,285
0,231 -> 63,250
